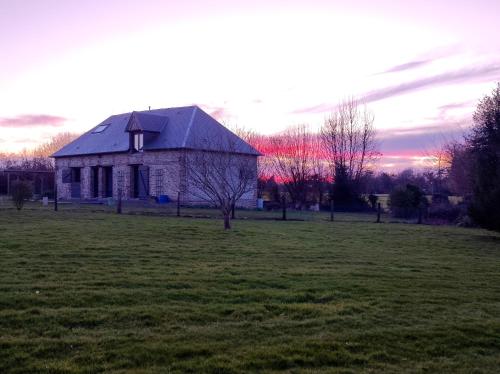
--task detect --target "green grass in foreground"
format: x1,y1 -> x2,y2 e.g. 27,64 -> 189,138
0,208 -> 500,373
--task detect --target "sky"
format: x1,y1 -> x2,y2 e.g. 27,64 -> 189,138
1,0 -> 499,170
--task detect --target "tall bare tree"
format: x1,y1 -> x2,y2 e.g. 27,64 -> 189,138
269,124 -> 317,207
321,98 -> 378,195
184,138 -> 257,229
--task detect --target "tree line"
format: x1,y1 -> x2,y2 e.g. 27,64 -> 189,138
235,98 -> 380,211
0,132 -> 79,170
237,86 -> 500,231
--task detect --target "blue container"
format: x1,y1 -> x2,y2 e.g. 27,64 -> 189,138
157,195 -> 170,204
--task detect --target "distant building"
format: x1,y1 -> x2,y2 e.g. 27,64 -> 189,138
52,106 -> 259,207
0,169 -> 54,197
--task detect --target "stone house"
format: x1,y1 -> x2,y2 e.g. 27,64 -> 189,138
52,106 -> 260,207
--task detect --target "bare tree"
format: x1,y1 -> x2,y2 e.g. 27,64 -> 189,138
184,138 -> 257,229
309,134 -> 329,205
0,152 -> 22,169
31,132 -> 79,159
227,123 -> 271,183
0,132 -> 80,171
421,147 -> 449,195
420,127 -> 465,195
321,98 -> 378,195
269,124 -> 317,208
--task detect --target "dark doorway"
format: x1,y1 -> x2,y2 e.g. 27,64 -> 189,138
70,167 -> 81,198
132,165 -> 149,199
103,166 -> 113,198
132,165 -> 138,198
91,167 -> 99,198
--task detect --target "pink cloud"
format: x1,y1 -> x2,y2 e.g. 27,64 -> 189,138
209,108 -> 228,121
196,104 -> 230,121
0,114 -> 66,128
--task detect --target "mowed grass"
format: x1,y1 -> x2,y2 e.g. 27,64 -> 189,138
1,208 -> 500,373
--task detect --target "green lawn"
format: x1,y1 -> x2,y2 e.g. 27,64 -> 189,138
1,207 -> 499,373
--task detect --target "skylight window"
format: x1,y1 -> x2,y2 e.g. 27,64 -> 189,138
92,124 -> 109,133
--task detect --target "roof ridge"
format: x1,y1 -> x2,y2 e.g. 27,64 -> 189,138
182,106 -> 198,147
138,105 -> 197,113
135,111 -> 168,118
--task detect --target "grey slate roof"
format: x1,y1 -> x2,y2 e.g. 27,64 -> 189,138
52,106 -> 260,157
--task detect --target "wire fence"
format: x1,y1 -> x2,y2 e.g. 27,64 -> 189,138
0,195 -> 403,224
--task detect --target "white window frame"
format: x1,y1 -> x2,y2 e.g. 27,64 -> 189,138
134,133 -> 144,152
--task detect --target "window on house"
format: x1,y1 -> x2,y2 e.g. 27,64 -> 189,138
92,124 -> 109,133
133,133 -> 144,152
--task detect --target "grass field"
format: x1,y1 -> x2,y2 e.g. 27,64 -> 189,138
1,207 -> 500,373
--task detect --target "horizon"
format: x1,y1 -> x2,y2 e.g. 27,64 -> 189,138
1,0 -> 500,170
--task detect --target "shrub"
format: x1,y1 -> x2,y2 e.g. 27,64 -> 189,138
11,180 -> 33,210
389,184 -> 427,218
427,201 -> 463,223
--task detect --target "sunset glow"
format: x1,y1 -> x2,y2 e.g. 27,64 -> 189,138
1,0 -> 499,169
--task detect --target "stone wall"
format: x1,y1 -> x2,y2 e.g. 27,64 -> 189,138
54,150 -> 258,208
55,151 -> 183,201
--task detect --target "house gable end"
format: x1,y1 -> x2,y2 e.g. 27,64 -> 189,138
126,113 -> 143,132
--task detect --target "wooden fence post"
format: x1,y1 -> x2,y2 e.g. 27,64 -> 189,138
177,191 -> 181,217
376,203 -> 381,223
231,202 -> 235,219
282,195 -> 287,221
54,181 -> 58,212
330,198 -> 334,222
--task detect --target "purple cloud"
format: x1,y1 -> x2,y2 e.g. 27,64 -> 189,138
380,59 -> 432,74
0,114 -> 66,128
378,45 -> 461,75
292,63 -> 495,115
378,123 -> 469,154
362,63 -> 500,104
437,101 -> 473,111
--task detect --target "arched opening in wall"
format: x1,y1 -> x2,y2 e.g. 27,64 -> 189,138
131,164 -> 149,199
90,166 -> 99,198
103,166 -> 113,198
70,168 -> 81,198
